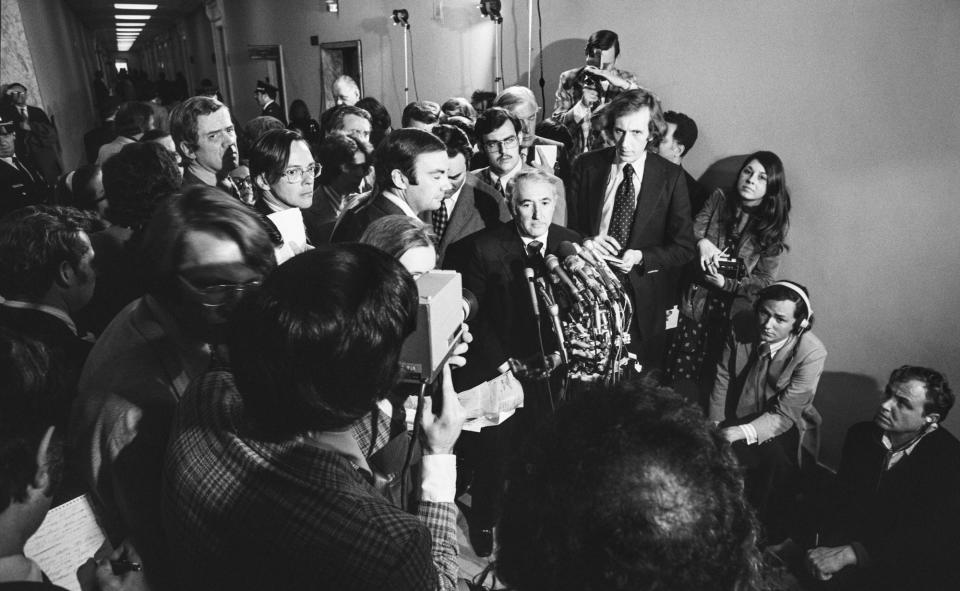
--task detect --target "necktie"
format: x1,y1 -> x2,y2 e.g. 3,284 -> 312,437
526,240 -> 544,266
433,199 -> 449,242
493,177 -> 505,199
19,106 -> 27,120
608,163 -> 636,247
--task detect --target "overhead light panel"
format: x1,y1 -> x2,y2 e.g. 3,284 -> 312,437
114,3 -> 158,9
116,14 -> 151,20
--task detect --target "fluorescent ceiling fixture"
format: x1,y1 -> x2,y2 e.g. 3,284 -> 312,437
117,35 -> 139,39
115,14 -> 151,20
115,21 -> 146,27
114,3 -> 158,9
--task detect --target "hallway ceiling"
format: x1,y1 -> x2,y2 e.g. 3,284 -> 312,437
61,0 -> 203,53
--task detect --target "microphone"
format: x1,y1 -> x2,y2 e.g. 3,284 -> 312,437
578,240 -> 623,293
545,254 -> 583,302
524,267 -> 540,316
564,255 -> 610,302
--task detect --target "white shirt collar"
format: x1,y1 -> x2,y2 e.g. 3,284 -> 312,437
441,180 -> 465,212
764,336 -> 791,358
519,230 -> 548,256
881,422 -> 937,470
0,298 -> 77,335
489,159 -> 524,186
382,190 -> 420,218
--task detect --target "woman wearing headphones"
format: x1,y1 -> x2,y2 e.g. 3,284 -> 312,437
666,151 -> 791,401
709,280 -> 827,542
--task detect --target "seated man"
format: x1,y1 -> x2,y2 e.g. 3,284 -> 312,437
162,244 -> 465,590
70,186 -> 275,588
710,280 -> 827,541
806,366 -> 960,590
496,378 -> 766,591
0,205 -> 100,429
0,329 -> 148,590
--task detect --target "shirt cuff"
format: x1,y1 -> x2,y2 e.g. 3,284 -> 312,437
570,100 -> 590,123
739,423 -> 759,445
420,453 -> 457,503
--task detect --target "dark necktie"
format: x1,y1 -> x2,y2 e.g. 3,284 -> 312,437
526,240 -> 544,267
490,173 -> 505,199
608,163 -> 636,247
433,199 -> 449,242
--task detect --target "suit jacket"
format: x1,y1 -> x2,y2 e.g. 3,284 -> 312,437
422,174 -> 511,264
0,305 -> 90,428
0,103 -> 61,184
826,422 -> 960,590
444,221 -> 581,390
709,326 -> 827,457
568,147 -> 695,365
261,101 -> 286,125
330,193 -> 406,243
0,156 -> 50,216
471,164 -> 567,226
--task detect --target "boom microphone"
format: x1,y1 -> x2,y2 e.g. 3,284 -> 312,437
564,255 -> 610,303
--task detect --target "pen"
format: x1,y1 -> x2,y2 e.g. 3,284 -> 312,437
111,558 -> 143,575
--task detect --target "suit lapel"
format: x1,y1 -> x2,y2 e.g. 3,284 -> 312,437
589,149 -> 615,235
632,153 -> 666,239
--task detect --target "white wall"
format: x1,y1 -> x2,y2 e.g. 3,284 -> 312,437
210,0 -> 960,466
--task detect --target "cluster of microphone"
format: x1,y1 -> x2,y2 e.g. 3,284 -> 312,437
521,240 -> 633,384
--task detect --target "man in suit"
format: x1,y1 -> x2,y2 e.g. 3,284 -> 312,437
494,86 -> 571,192
331,75 -> 361,107
0,205 -> 98,429
0,116 -> 50,216
444,168 -> 580,556
471,107 -> 566,225
657,110 -> 709,217
331,128 -> 450,243
254,79 -> 286,125
1,83 -> 62,185
170,96 -> 241,198
568,89 -> 694,370
425,124 -> 511,263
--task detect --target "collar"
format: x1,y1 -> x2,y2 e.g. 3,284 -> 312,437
442,180 -> 465,211
488,159 -> 524,185
381,190 -> 419,218
0,298 -> 77,335
613,150 -> 647,171
263,99 -> 275,109
882,421 -> 938,454
763,336 -> 791,359
519,228 -> 549,254
186,162 -> 219,187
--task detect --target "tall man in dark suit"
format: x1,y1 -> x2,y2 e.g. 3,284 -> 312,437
331,128 -> 450,242
425,124 -> 511,263
254,79 -> 286,125
568,89 -> 694,370
1,82 -> 62,185
444,168 -> 580,556
170,96 -> 241,198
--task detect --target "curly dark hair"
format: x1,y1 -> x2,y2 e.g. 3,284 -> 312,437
888,365 -> 954,421
496,379 -> 767,591
102,141 -> 182,230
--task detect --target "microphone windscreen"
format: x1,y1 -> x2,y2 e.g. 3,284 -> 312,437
556,241 -> 578,259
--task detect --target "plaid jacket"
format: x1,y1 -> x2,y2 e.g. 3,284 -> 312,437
162,369 -> 458,590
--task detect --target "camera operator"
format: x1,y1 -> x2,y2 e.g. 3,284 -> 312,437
551,30 -> 643,155
665,151 -> 791,403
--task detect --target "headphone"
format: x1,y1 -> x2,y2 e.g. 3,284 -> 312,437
757,280 -> 814,334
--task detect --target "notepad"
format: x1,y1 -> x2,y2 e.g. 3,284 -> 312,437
24,494 -> 107,591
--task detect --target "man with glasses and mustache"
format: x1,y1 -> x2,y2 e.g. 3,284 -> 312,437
70,186 -> 276,589
470,108 -> 536,209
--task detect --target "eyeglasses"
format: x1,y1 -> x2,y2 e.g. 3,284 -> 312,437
177,274 -> 262,308
482,135 -> 519,152
5,90 -> 25,96
279,163 -> 320,184
230,175 -> 252,190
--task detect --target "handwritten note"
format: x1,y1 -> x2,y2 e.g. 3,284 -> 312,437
24,494 -> 106,591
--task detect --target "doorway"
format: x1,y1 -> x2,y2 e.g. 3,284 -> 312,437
319,40 -> 363,112
248,44 -> 288,121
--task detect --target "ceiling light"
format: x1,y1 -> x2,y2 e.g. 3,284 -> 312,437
116,27 -> 143,31
115,14 -> 151,20
114,3 -> 158,9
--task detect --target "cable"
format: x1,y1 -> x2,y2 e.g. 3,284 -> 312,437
536,0 -> 546,112
408,26 -> 420,101
499,20 -> 505,92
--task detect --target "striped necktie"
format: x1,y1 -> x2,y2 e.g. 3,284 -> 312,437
433,199 -> 449,242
